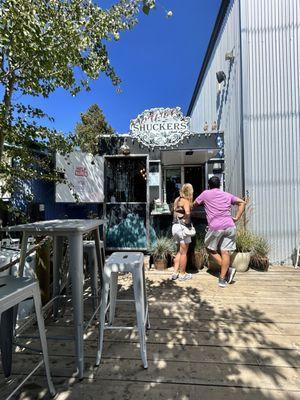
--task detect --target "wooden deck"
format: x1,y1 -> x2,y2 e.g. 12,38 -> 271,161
1,265 -> 300,400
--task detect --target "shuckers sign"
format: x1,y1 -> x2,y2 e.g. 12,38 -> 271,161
130,107 -> 190,149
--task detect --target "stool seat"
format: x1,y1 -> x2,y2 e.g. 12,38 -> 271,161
96,252 -> 149,369
105,252 -> 144,273
0,276 -> 34,303
0,276 -> 56,398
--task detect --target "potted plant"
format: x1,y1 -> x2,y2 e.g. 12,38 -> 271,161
149,237 -> 176,270
192,233 -> 208,270
250,235 -> 270,271
231,228 -> 255,272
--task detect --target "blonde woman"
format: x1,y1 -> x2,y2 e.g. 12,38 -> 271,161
171,183 -> 194,281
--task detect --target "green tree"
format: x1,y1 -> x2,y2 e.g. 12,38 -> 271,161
0,0 -> 155,203
75,104 -> 115,155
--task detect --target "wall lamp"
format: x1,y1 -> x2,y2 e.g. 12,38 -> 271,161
216,71 -> 226,84
225,50 -> 235,62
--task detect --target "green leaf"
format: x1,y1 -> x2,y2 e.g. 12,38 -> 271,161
142,5 -> 150,15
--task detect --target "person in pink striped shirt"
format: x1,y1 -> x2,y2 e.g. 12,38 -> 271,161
193,176 -> 246,287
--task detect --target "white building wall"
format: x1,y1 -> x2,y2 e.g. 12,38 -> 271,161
241,0 -> 300,263
189,0 -> 243,197
189,0 -> 300,264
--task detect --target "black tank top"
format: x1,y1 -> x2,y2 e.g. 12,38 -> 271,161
173,197 -> 186,222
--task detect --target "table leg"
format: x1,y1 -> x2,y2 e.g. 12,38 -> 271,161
53,236 -> 64,318
68,233 -> 84,379
18,232 -> 29,277
133,267 -> 148,369
93,228 -> 103,285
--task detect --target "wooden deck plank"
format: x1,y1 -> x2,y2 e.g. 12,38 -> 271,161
1,266 -> 300,399
12,337 -> 300,368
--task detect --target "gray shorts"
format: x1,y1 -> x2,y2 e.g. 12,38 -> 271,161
205,227 -> 236,251
172,223 -> 192,245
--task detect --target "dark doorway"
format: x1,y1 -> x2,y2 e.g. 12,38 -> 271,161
184,166 -> 205,199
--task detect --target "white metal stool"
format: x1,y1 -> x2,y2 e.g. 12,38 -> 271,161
0,276 -> 56,399
96,252 -> 149,369
83,240 -> 105,310
53,239 -> 105,317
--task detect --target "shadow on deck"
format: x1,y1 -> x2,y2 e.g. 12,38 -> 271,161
1,266 -> 300,400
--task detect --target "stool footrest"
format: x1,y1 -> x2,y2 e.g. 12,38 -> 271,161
116,299 -> 135,303
104,325 -> 135,330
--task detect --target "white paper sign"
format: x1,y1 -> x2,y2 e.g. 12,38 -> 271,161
149,172 -> 160,186
55,152 -> 104,203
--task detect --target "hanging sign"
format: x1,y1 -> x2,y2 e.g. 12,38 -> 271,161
130,107 -> 190,148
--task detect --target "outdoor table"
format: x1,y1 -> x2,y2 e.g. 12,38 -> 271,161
2,219 -> 105,379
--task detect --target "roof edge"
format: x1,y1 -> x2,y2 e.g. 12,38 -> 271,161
187,0 -> 231,116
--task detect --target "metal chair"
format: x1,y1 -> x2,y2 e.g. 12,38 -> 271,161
0,276 -> 56,399
96,252 -> 149,369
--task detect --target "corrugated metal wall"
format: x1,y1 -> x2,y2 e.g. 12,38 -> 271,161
241,0 -> 300,263
189,0 -> 243,196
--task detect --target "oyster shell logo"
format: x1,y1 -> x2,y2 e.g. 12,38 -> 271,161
130,107 -> 190,148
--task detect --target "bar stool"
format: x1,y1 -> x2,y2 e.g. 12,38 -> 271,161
96,252 -> 149,369
83,240 -> 105,310
53,239 -> 105,317
0,276 -> 56,398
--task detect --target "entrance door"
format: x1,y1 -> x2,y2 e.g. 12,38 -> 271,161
184,166 -> 205,199
104,155 -> 149,250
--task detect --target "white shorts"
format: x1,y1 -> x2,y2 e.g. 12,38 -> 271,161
172,223 -> 192,244
205,227 -> 236,251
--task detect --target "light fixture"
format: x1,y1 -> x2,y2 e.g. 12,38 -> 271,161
225,51 -> 234,62
203,121 -> 208,132
211,121 -> 218,131
216,71 -> 226,84
119,138 -> 130,155
213,162 -> 222,171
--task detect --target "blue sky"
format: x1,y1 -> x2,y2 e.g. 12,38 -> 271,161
28,0 -> 221,135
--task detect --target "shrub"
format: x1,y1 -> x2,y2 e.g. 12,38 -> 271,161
194,232 -> 206,251
235,228 -> 256,253
252,235 -> 270,257
149,237 -> 176,261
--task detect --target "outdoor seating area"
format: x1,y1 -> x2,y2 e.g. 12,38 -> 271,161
0,0 -> 299,399
0,260 -> 300,400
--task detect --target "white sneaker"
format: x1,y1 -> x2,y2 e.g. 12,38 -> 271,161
226,267 -> 236,284
178,273 -> 192,281
171,273 -> 179,280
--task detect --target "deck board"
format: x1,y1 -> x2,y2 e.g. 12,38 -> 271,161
1,265 -> 300,399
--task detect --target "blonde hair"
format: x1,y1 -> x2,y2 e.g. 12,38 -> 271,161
179,183 -> 194,205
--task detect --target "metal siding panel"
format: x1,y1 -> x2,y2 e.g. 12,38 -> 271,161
190,0 -> 243,196
242,0 -> 300,263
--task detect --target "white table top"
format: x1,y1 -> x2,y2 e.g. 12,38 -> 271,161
2,219 -> 106,235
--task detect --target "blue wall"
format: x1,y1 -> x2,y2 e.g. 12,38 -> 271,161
31,180 -> 103,221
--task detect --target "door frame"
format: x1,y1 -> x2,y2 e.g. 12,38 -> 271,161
104,154 -> 150,251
